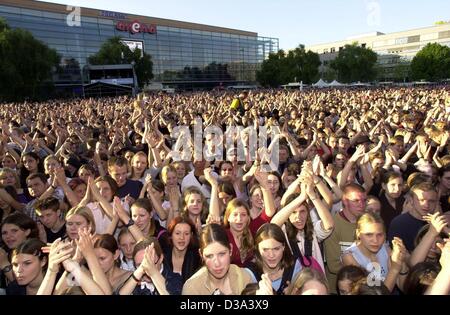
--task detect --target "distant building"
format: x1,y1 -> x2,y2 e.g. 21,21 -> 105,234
306,23 -> 450,82
0,0 -> 279,93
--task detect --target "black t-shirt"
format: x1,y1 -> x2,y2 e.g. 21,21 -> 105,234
387,212 -> 426,252
440,194 -> 450,213
6,281 -> 27,295
117,179 -> 143,200
45,224 -> 67,243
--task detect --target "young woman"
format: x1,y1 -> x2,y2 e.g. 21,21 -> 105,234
0,168 -> 28,204
403,261 -> 441,295
140,179 -> 170,228
65,206 -> 96,241
19,152 -> 44,189
1,212 -> 39,250
379,171 -> 405,229
78,164 -> 96,184
217,182 -> 237,216
68,178 -> 87,202
117,228 -> 136,272
162,216 -> 201,295
6,238 -> 47,295
341,212 -> 409,292
80,176 -> 118,235
247,168 -> 277,236
160,165 -> 180,195
267,171 -> 283,210
172,161 -> 188,185
178,187 -> 208,235
271,179 -> 334,273
246,223 -> 302,295
130,152 -> 149,182
118,238 -> 170,295
222,199 -> 254,267
93,234 -> 131,291
182,223 -> 254,295
114,197 -> 169,252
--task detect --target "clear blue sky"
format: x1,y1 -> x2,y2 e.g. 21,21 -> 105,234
39,0 -> 449,50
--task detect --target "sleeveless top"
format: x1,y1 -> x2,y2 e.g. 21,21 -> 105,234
343,242 -> 390,283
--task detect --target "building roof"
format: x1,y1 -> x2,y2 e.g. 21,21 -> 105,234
1,0 -> 258,37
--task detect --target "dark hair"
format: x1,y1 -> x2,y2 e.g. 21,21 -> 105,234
132,237 -> 163,263
94,234 -> 119,254
1,212 -> 39,239
12,238 -> 47,270
403,262 -> 440,295
254,223 -> 293,272
131,198 -> 156,237
284,193 -> 313,242
199,223 -> 230,254
68,178 -> 86,191
414,224 -> 448,249
167,216 -> 198,248
218,181 -> 237,199
352,280 -> 390,295
26,173 -> 48,185
34,197 -> 60,216
94,175 -> 118,197
382,171 -> 402,185
107,156 -> 128,169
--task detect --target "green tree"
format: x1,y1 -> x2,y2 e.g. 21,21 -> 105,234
411,43 -> 450,81
330,43 -> 378,83
256,50 -> 287,87
88,36 -> 153,88
257,46 -> 320,87
284,45 -> 321,84
0,18 -> 60,101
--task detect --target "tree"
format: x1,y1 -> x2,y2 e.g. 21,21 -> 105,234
256,50 -> 286,87
0,18 -> 60,101
256,46 -> 320,87
411,43 -> 450,81
330,43 -> 378,83
88,36 -> 153,88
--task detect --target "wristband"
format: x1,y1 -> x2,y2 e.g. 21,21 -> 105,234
131,272 -> 140,282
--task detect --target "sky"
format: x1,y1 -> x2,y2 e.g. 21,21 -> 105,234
38,0 -> 450,50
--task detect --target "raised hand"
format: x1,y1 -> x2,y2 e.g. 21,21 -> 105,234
350,145 -> 366,163
75,228 -> 95,258
206,214 -> 221,225
47,238 -> 74,273
203,167 -> 218,187
423,213 -> 448,236
113,196 -> 130,224
391,237 -> 408,270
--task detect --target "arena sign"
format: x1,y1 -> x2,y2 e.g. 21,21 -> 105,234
116,20 -> 157,34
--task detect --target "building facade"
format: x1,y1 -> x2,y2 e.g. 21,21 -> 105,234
0,0 -> 279,92
306,24 -> 450,82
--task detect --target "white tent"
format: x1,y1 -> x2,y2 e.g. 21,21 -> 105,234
329,80 -> 344,87
312,79 -> 329,88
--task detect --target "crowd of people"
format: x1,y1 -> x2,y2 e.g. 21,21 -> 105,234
0,86 -> 449,295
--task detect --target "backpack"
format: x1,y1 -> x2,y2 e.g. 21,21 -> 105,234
287,234 -> 324,274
